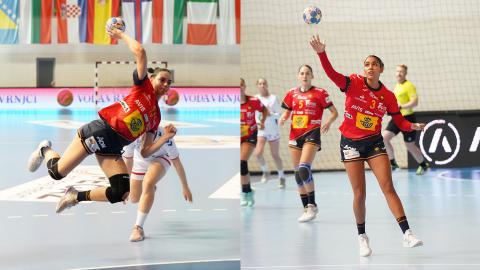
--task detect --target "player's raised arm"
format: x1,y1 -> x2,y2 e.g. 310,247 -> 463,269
309,35 -> 347,90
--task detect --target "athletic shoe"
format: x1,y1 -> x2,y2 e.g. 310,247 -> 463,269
278,177 -> 286,189
56,186 -> 79,213
240,192 -> 248,206
403,229 -> 423,248
27,140 -> 51,172
358,234 -> 373,257
129,225 -> 145,242
260,172 -> 270,183
416,163 -> 430,175
298,204 -> 317,222
246,191 -> 255,207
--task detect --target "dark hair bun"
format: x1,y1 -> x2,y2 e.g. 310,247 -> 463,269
147,67 -> 155,73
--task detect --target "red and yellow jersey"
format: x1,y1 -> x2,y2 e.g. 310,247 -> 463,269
241,95 -> 263,141
282,86 -> 333,140
340,74 -> 400,139
98,77 -> 161,142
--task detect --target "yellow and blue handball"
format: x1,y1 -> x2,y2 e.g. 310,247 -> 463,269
106,17 -> 126,32
303,6 -> 322,25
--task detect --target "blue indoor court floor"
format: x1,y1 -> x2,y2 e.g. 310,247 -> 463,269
242,167 -> 480,270
0,108 -> 240,270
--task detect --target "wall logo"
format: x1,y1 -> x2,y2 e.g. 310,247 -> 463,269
419,119 -> 460,165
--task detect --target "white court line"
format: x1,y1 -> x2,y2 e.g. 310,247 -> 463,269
243,263 -> 480,269
111,211 -> 126,214
60,213 -> 75,216
213,208 -> 228,211
67,258 -> 240,270
162,209 -> 177,212
85,212 -> 99,215
33,214 -> 49,217
209,173 -> 240,200
187,209 -> 203,212
7,216 -> 22,219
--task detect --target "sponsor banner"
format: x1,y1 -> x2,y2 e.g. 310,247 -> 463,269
0,87 -> 239,109
408,110 -> 480,168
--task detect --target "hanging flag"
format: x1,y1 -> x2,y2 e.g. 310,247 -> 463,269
235,0 -> 239,44
186,0 -> 217,45
0,0 -> 19,44
18,0 -> 54,44
218,0 -> 237,45
122,0 -> 183,44
56,0 -> 83,43
78,0 -> 120,45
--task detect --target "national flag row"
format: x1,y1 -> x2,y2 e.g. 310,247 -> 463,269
0,0 -> 240,45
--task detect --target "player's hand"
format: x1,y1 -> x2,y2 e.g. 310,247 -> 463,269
411,123 -> 425,131
107,28 -> 123,40
258,122 -> 265,130
309,35 -> 326,53
321,122 -> 331,134
279,118 -> 286,126
163,124 -> 177,138
183,187 -> 193,202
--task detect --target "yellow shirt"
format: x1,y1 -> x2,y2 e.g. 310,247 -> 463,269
394,80 -> 417,116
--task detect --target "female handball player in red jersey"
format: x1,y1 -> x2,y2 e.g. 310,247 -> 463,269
27,28 -> 174,214
309,34 -> 424,257
279,65 -> 338,223
241,78 -> 267,207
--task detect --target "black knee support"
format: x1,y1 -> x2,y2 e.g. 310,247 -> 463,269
294,170 -> 303,186
47,158 -> 64,180
298,163 -> 313,184
240,160 -> 248,176
105,174 -> 130,203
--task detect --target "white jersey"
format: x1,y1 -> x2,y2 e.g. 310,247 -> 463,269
123,126 -> 179,180
255,94 -> 281,141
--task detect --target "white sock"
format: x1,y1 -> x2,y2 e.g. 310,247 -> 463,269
135,211 -> 148,228
278,170 -> 285,178
260,165 -> 268,173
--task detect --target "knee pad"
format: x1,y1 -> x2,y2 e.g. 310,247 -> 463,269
105,174 -> 130,203
298,163 -> 313,184
47,158 -> 64,180
294,167 -> 303,186
240,160 -> 248,176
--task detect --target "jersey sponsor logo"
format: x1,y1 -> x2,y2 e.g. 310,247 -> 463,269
135,99 -> 146,113
123,110 -> 145,138
378,102 -> 387,113
345,112 -> 353,119
241,125 -> 250,137
144,113 -> 149,123
311,119 -> 322,125
118,100 -> 130,113
306,100 -> 317,108
355,112 -> 378,131
355,97 -> 367,103
351,104 -> 364,112
292,115 -> 308,129
342,148 -> 360,159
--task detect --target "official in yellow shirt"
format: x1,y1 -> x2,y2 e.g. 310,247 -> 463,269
382,65 -> 429,175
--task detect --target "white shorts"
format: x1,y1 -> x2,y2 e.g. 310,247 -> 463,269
130,155 -> 172,181
257,128 -> 280,142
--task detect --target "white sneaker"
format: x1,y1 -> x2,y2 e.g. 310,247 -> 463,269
240,192 -> 248,206
358,234 -> 372,257
56,186 -> 79,213
298,204 -> 317,222
27,140 -> 51,172
403,229 -> 423,248
260,172 -> 270,183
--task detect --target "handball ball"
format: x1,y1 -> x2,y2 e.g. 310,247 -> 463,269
303,6 -> 322,24
165,89 -> 179,106
106,17 -> 126,32
57,88 -> 73,107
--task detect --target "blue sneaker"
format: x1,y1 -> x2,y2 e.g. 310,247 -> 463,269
240,192 -> 248,206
